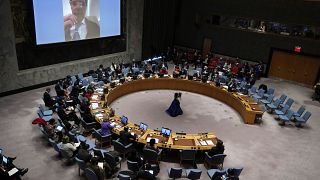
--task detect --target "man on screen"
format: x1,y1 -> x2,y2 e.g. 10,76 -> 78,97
64,0 -> 100,41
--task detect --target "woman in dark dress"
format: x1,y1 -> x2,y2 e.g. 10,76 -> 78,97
166,93 -> 183,117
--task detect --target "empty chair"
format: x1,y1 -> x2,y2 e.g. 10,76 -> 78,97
113,139 -> 133,158
93,129 -> 112,148
248,86 -> 257,96
279,110 -> 294,126
275,105 -> 290,116
180,149 -> 196,166
78,73 -> 84,80
118,173 -> 131,180
85,168 -> 99,180
260,95 -> 274,105
127,160 -> 141,173
293,106 -> 305,118
104,152 -> 122,172
225,168 -> 243,178
71,75 -> 77,85
80,118 -> 98,133
49,138 -> 61,157
252,89 -> 265,100
75,157 -> 86,176
279,94 -> 287,104
167,168 -> 183,179
204,153 -> 227,169
186,169 -> 202,180
143,148 -> 162,164
266,99 -> 281,113
207,169 -> 226,180
279,98 -> 294,109
295,111 -> 312,127
263,88 -> 275,99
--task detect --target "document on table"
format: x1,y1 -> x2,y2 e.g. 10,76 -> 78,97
147,137 -> 159,143
91,103 -> 99,110
91,95 -> 99,100
206,140 -> 214,145
8,168 -> 19,176
199,140 -> 207,146
98,162 -> 104,169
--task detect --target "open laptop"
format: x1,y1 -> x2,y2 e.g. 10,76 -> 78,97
121,116 -> 128,125
139,122 -> 148,131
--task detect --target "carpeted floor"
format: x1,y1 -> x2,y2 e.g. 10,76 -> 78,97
0,77 -> 319,180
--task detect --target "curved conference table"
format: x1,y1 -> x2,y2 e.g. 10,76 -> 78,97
90,77 -> 263,151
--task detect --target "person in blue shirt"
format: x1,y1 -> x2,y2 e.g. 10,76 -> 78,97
100,118 -> 114,136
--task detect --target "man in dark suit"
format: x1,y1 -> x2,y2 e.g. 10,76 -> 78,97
64,0 -> 100,41
43,88 -> 55,107
76,142 -> 91,163
119,127 -> 136,146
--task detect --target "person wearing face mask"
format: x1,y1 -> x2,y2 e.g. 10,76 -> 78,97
64,0 -> 100,41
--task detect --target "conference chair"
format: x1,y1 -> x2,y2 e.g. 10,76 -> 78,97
78,73 -> 84,80
186,169 -> 202,179
112,139 -> 133,159
275,105 -> 290,116
93,129 -> 112,148
143,148 -> 162,164
295,111 -> 312,127
293,106 -> 306,118
71,76 -> 77,85
225,168 -> 243,178
266,99 -> 281,113
167,168 -> 183,179
93,147 -> 109,159
278,110 -> 294,126
263,88 -> 275,99
279,94 -> 287,104
279,98 -> 294,109
252,89 -> 265,100
85,168 -> 99,180
207,169 -> 227,180
118,173 -> 131,180
49,138 -> 61,157
248,86 -> 257,96
80,118 -> 98,133
260,95 -> 274,105
103,152 -> 122,172
127,160 -> 141,173
59,148 -> 75,165
204,153 -> 227,169
75,157 -> 86,176
179,149 -> 196,167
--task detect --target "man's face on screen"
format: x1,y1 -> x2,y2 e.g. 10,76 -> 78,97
70,0 -> 87,20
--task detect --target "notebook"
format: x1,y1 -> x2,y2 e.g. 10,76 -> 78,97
98,162 -> 104,169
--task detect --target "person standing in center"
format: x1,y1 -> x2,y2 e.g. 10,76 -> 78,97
166,92 -> 183,117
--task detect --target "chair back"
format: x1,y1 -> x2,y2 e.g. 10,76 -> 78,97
279,94 -> 287,104
281,105 -> 290,113
302,111 -> 312,122
168,168 -> 183,179
212,154 -> 227,165
266,95 -> 274,103
118,173 -> 131,180
143,148 -> 159,162
75,157 -> 86,171
127,160 -> 140,172
227,168 -> 243,177
273,99 -> 281,107
180,149 -> 196,161
85,168 -> 99,180
249,86 -> 257,94
187,169 -> 202,179
295,106 -> 305,117
285,110 -> 294,119
257,89 -> 264,97
113,140 -> 126,153
71,76 -> 77,85
93,147 -> 104,159
78,73 -> 84,80
267,88 -> 274,95
88,76 -> 94,83
103,152 -> 118,168
285,98 -> 294,108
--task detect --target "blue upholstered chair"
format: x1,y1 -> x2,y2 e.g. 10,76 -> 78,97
279,94 -> 287,104
279,110 -> 294,126
293,106 -> 305,118
263,88 -> 275,99
143,148 -> 162,164
266,99 -> 281,113
186,169 -> 202,179
127,160 -> 141,173
252,89 -> 265,100
279,98 -> 294,109
103,152 -> 122,171
275,105 -> 290,116
167,168 -> 183,179
260,95 -> 274,105
295,111 -> 312,127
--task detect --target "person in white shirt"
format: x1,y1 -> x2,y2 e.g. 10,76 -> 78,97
59,136 -> 78,157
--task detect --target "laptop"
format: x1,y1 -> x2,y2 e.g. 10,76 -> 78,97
161,127 -> 171,137
139,122 -> 148,131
